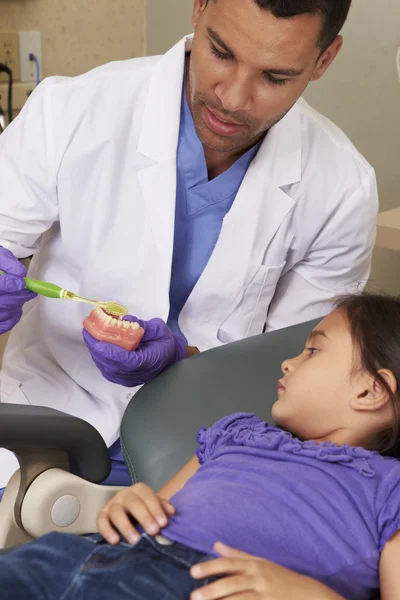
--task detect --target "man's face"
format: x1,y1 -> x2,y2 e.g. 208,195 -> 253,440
189,0 -> 341,154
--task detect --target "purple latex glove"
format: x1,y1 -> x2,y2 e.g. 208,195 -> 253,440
82,316 -> 188,387
0,246 -> 37,335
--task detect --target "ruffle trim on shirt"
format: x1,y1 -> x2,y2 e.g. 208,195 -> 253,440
196,413 -> 378,478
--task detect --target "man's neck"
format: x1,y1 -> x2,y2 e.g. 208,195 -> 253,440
203,146 -> 247,180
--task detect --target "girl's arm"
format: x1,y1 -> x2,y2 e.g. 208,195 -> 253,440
97,455 -> 200,543
190,543 -> 346,600
380,530 -> 400,600
158,455 -> 200,499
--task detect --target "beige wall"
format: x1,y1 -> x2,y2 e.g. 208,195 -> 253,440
302,1 -> 400,293
147,0 -> 400,293
147,0 -> 192,56
0,0 -> 146,77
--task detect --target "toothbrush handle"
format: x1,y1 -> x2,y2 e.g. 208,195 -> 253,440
0,270 -> 64,300
23,278 -> 64,299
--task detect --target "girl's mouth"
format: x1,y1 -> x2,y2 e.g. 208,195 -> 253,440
277,380 -> 286,393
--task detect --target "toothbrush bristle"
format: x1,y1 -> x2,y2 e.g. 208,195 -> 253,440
105,302 -> 128,318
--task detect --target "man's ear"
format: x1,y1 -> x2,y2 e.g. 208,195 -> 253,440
192,0 -> 209,29
351,369 -> 397,412
310,36 -> 343,82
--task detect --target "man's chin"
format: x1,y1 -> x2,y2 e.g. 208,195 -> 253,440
195,123 -> 251,154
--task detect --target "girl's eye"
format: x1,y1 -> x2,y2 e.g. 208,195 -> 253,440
306,347 -> 319,356
263,73 -> 289,87
209,43 -> 231,61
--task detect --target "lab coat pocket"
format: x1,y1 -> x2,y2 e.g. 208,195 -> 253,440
0,372 -> 31,405
218,263 -> 285,343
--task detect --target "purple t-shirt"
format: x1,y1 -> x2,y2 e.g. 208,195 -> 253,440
162,413 -> 400,600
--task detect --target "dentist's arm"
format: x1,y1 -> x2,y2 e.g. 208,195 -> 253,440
83,316 -> 195,386
0,79 -> 60,258
265,168 -> 378,332
187,345 -> 200,357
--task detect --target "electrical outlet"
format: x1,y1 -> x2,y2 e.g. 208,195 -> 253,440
0,30 -> 21,83
19,31 -> 42,83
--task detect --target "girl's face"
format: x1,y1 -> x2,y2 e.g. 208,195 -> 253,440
272,309 -> 363,443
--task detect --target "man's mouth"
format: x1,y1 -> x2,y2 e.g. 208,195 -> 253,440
202,103 -> 245,137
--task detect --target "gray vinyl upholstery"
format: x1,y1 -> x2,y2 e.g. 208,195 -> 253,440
121,318 -> 320,491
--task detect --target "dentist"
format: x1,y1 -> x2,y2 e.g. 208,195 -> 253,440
0,0 -> 377,490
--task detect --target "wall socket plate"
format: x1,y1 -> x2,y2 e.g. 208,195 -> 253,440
19,31 -> 42,83
0,30 -> 21,83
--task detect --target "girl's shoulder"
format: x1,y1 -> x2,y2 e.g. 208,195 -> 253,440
195,413 -> 400,479
196,412 -> 268,463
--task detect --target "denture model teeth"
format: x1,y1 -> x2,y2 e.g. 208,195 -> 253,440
83,307 -> 145,351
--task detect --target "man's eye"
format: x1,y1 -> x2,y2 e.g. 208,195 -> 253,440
209,43 -> 231,61
263,73 -> 289,87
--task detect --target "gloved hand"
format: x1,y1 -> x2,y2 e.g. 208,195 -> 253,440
82,316 -> 188,387
0,246 -> 37,335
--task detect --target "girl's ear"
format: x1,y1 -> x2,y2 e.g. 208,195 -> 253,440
351,369 -> 397,412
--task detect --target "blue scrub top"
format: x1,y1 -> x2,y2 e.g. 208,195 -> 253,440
96,72 -> 261,485
168,76 -> 261,338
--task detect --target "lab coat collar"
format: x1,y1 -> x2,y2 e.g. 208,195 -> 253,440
138,36 -> 190,163
254,103 -> 302,188
138,34 -> 302,188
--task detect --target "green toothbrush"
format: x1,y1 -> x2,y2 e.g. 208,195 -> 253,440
0,270 -> 128,317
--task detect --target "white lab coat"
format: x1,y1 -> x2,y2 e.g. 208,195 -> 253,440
0,36 -> 378,486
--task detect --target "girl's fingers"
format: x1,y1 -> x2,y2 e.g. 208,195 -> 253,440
190,575 -> 256,600
191,558 -> 247,580
160,497 -> 176,516
107,503 -> 141,544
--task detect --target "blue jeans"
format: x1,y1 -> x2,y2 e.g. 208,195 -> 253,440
0,532 -> 216,599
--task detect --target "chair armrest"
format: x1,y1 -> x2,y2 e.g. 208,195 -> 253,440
0,404 -> 114,550
0,403 -> 110,483
0,468 -> 122,549
21,469 -> 121,538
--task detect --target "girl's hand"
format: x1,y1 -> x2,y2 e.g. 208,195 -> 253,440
190,542 -> 345,600
96,483 -> 175,545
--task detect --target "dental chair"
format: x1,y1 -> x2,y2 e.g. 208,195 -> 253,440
0,318 -> 319,549
0,317 -> 383,598
0,317 -> 378,599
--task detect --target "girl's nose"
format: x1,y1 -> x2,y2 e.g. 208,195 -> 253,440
281,356 -> 296,374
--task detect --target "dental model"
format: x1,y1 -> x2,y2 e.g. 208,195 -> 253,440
83,307 -> 144,351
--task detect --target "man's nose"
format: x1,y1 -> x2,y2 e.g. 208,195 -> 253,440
215,70 -> 252,113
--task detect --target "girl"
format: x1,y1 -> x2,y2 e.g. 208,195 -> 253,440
1,293 -> 400,600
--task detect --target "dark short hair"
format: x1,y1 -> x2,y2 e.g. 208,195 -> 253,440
207,0 -> 352,51
336,293 -> 400,457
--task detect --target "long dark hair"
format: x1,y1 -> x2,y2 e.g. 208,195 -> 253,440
336,293 -> 400,457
